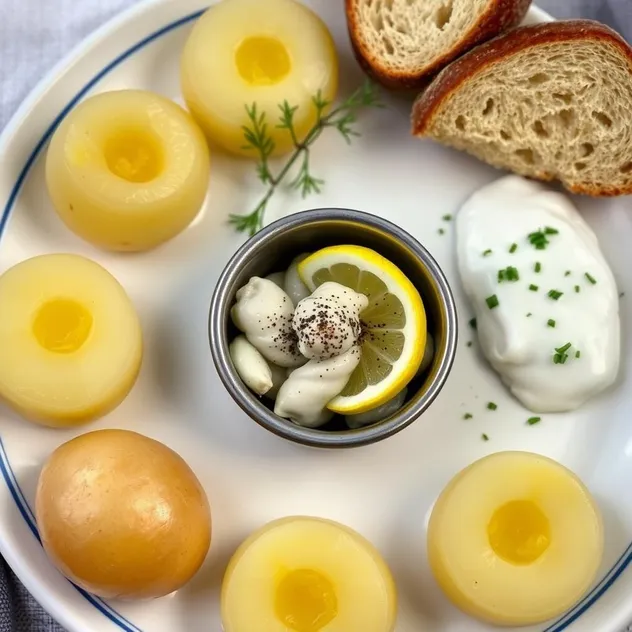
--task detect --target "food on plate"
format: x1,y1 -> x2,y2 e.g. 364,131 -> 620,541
284,253 -> 311,306
231,277 -> 306,368
180,0 -> 338,157
428,451 -> 603,626
229,335 -> 275,396
45,89 -> 210,252
292,282 -> 368,360
265,271 -> 286,289
228,80 -> 382,237
276,347 -> 361,428
457,175 -> 620,413
0,254 -> 142,427
299,245 -> 426,414
230,246 -> 425,427
412,20 -> 632,196
36,429 -> 211,600
345,387 -> 408,429
221,516 -> 397,632
345,0 -> 531,90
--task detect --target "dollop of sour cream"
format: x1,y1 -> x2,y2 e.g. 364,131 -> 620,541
457,175 -> 620,413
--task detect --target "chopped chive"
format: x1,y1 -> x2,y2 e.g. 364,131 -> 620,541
547,319 -> 556,328
486,295 -> 499,309
498,266 -> 519,282
482,433 -> 490,441
469,318 -> 477,329
528,230 -> 550,250
442,214 -> 452,221
463,413 -> 473,420
487,402 -> 498,411
576,350 -> 581,358
544,226 -> 559,235
548,289 -> 563,300
527,417 -> 542,425
565,270 -> 571,277
585,272 -> 597,284
482,249 -> 493,257
466,341 -> 473,348
529,284 -> 539,292
553,342 -> 572,365
526,312 -> 533,317
534,262 -> 542,273
575,285 -> 581,293
509,243 -> 518,253
438,228 -> 445,235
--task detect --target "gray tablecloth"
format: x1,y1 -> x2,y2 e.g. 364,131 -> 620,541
0,1 -> 630,630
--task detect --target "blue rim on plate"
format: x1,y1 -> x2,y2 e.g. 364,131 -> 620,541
0,8 -> 629,632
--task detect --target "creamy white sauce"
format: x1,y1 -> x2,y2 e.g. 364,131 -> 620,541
274,347 -> 361,427
284,253 -> 311,306
231,277 -> 306,368
457,175 -> 620,413
293,282 -> 368,360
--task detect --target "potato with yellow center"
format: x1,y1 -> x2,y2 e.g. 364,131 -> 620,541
0,254 -> 142,427
221,516 -> 397,632
427,451 -> 604,626
36,429 -> 212,599
46,90 -> 210,252
180,0 -> 338,157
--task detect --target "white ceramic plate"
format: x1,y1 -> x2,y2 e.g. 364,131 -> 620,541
0,1 -> 631,631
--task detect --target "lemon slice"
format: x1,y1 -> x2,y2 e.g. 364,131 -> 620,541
298,245 -> 426,414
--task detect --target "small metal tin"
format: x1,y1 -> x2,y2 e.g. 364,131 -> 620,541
209,208 -> 458,448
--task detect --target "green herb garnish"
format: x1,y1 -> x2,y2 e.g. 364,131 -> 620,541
565,270 -> 571,277
534,262 -> 542,273
486,295 -> 499,309
438,228 -> 445,235
482,433 -> 490,441
544,226 -> 559,235
526,312 -> 533,317
576,350 -> 581,358
575,285 -> 581,293
498,266 -> 519,282
528,230 -> 550,250
469,318 -> 477,329
585,272 -> 597,285
529,284 -> 539,292
230,80 -> 382,235
482,249 -> 493,257
553,342 -> 572,364
487,402 -> 497,411
547,319 -> 556,328
527,417 -> 541,425
463,413 -> 473,420
466,341 -> 473,348
509,243 -> 518,253
548,289 -> 563,300
442,214 -> 452,221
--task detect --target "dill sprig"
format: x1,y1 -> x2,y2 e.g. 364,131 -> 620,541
229,80 -> 383,236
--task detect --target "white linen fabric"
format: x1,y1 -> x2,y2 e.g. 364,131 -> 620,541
0,0 -> 630,630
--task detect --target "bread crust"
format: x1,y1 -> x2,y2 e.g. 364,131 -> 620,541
345,0 -> 532,90
411,19 -> 632,196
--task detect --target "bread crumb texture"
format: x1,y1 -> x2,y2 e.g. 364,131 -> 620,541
416,36 -> 632,195
347,0 -> 530,86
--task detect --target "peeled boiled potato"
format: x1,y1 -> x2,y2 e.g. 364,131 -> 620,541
181,0 -> 338,157
222,516 -> 397,632
36,429 -> 212,600
428,451 -> 603,626
46,89 -> 210,252
0,254 -> 142,427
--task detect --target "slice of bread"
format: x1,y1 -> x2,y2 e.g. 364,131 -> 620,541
345,0 -> 532,90
412,20 -> 632,196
